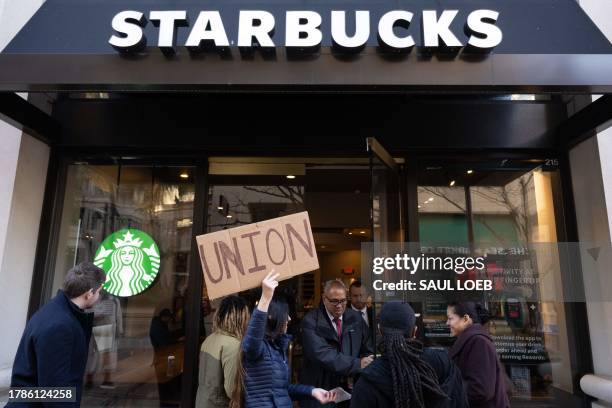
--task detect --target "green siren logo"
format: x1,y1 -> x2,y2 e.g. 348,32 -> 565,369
94,229 -> 160,297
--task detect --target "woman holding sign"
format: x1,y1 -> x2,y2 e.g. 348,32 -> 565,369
242,272 -> 336,407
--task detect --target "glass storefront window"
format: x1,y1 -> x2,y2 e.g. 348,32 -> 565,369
418,185 -> 468,247
470,168 -> 574,402
51,164 -> 195,407
42,156 -> 583,408
205,158 -> 372,382
417,161 -> 573,406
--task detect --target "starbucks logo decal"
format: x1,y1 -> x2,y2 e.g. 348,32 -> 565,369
94,229 -> 160,297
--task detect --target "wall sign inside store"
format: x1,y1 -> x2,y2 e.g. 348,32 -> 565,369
108,9 -> 502,54
94,229 -> 161,297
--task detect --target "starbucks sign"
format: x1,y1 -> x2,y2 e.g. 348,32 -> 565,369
94,229 -> 160,297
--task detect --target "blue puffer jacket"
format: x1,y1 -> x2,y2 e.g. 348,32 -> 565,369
243,308 -> 314,408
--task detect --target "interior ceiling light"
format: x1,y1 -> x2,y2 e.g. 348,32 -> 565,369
180,172 -> 189,179
467,169 -> 473,174
286,175 -> 296,179
449,180 -> 456,186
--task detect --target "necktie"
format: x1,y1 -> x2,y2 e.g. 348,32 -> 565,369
333,317 -> 342,344
362,311 -> 368,325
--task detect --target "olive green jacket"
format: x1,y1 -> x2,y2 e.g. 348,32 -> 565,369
195,331 -> 241,408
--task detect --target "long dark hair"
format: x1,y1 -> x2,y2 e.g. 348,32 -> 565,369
448,301 -> 490,324
266,298 -> 289,340
383,330 -> 447,408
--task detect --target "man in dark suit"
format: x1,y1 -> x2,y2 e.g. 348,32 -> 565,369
348,280 -> 373,328
300,280 -> 374,407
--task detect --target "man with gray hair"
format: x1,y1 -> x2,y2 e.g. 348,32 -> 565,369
300,279 -> 373,407
8,262 -> 106,407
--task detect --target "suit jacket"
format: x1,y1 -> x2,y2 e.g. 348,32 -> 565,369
349,305 -> 374,327
299,304 -> 373,408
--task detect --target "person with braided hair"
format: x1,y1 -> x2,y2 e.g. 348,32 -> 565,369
351,301 -> 468,408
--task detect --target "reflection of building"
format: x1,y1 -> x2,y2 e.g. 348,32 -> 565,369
0,1 -> 612,408
50,165 -> 195,406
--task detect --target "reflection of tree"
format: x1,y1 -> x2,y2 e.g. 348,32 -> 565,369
421,172 -> 534,246
471,173 -> 533,245
420,187 -> 465,212
242,186 -> 304,205
208,186 -> 304,229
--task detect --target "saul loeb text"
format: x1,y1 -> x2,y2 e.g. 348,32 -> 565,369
370,253 -> 493,293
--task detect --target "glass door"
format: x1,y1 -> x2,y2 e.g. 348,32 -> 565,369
366,138 -> 404,348
367,137 -> 403,246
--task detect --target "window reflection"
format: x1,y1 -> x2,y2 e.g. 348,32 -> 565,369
52,164 -> 194,407
418,163 -> 571,406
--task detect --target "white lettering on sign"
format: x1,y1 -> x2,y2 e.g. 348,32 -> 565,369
238,10 -> 276,48
378,10 -> 415,50
185,11 -> 230,49
422,10 -> 462,48
108,9 -> 503,54
466,10 -> 503,50
109,10 -> 147,52
149,10 -> 187,54
331,11 -> 370,50
286,11 -> 323,48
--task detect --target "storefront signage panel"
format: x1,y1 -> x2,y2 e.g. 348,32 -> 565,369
4,0 -> 611,55
109,9 -> 502,54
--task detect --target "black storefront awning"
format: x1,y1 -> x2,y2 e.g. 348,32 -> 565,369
0,0 -> 611,92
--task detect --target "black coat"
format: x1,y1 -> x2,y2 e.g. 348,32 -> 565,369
7,290 -> 94,407
348,305 -> 374,328
448,324 -> 509,408
299,304 -> 373,408
350,348 -> 469,408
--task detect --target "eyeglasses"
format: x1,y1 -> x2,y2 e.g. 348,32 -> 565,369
325,297 -> 347,306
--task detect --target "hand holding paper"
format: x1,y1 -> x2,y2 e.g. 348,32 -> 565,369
311,388 -> 336,404
331,387 -> 351,403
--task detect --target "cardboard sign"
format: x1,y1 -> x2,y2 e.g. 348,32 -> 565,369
196,211 -> 319,300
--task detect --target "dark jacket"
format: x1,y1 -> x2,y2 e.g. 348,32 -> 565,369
348,305 -> 373,328
449,324 -> 509,408
7,290 -> 94,408
243,308 -> 314,408
350,347 -> 468,408
299,304 -> 373,408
